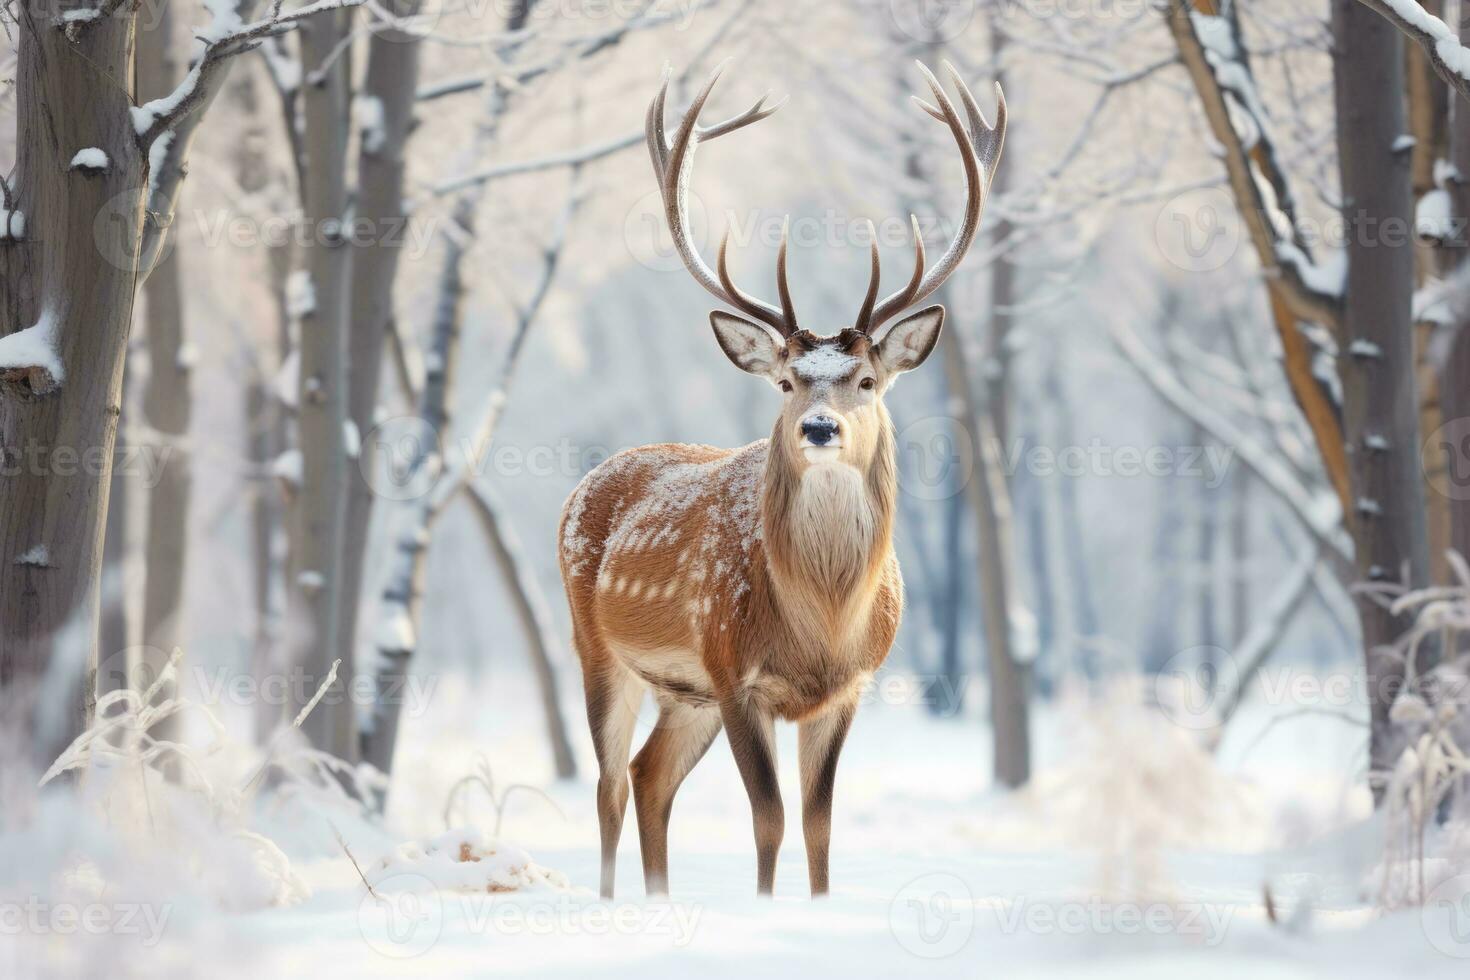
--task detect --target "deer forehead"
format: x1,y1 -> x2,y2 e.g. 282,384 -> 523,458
789,344 -> 864,384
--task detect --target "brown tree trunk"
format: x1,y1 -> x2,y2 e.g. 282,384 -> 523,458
0,8 -> 144,765
1443,4 -> 1470,566
1332,0 -> 1433,776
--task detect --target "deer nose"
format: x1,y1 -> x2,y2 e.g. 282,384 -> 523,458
801,415 -> 840,446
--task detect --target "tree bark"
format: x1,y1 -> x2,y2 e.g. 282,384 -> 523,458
1443,3 -> 1470,566
289,8 -> 356,761
137,1 -> 191,739
0,6 -> 144,765
336,0 -> 423,702
1332,0 -> 1433,776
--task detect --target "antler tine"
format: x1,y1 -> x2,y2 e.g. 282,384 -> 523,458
650,63 -> 795,336
719,229 -> 796,336
868,62 -> 1006,334
776,216 -> 798,332
942,60 -> 1006,179
856,215 -> 927,336
854,220 -> 882,334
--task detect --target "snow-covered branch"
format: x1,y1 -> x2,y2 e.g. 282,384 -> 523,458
1356,0 -> 1470,106
132,0 -> 368,150
1165,3 -> 1344,326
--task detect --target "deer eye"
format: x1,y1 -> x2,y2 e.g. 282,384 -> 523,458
780,379 -> 793,393
859,377 -> 876,391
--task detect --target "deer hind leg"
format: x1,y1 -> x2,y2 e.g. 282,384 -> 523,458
797,698 -> 856,897
719,693 -> 783,896
583,659 -> 644,899
630,698 -> 722,896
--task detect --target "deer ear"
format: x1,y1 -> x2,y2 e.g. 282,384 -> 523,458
875,305 -> 944,375
710,311 -> 785,381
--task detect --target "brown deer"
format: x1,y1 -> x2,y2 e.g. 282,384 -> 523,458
558,61 -> 1005,898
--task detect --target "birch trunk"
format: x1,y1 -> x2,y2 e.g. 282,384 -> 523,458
137,7 -> 190,736
289,9 -> 356,760
336,0 -> 423,691
359,196 -> 471,777
1332,0 -> 1433,776
0,7 -> 143,765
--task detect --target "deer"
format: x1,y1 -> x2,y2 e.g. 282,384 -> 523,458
557,60 -> 1005,899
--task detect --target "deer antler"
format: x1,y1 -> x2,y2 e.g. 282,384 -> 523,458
856,61 -> 1007,338
648,63 -> 796,337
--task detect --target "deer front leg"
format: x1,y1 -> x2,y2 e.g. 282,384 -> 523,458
798,698 -> 856,896
630,699 -> 722,896
719,693 -> 783,895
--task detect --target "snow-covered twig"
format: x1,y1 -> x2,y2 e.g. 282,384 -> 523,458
1109,316 -> 1352,565
1357,0 -> 1470,107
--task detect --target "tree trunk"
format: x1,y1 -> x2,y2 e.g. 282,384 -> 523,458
465,481 -> 578,778
360,196 -> 472,778
136,5 -> 190,737
1332,0 -> 1433,776
0,8 -> 144,765
98,393 -> 130,685
1443,3 -> 1470,566
336,0 -> 423,701
289,9 -> 356,761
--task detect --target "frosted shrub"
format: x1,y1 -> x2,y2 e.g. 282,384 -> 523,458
1371,553 -> 1470,907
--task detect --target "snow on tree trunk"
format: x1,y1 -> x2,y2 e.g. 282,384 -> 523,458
360,196 -> 471,779
287,8 -> 357,763
1332,0 -> 1434,779
336,0 -> 423,706
0,9 -> 145,765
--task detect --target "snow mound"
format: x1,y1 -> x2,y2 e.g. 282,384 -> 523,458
369,828 -> 570,895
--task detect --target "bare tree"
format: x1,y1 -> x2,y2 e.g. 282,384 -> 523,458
136,0 -> 191,741
0,0 -> 315,761
1331,0 -> 1432,777
287,6 -> 357,761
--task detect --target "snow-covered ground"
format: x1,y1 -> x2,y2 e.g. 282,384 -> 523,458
5,661 -> 1469,979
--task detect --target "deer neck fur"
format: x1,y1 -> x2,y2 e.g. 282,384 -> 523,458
760,404 -> 898,649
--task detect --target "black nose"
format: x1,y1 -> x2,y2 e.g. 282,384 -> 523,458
801,416 -> 840,446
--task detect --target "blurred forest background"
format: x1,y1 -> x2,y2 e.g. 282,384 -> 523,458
4,0 -> 1470,891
